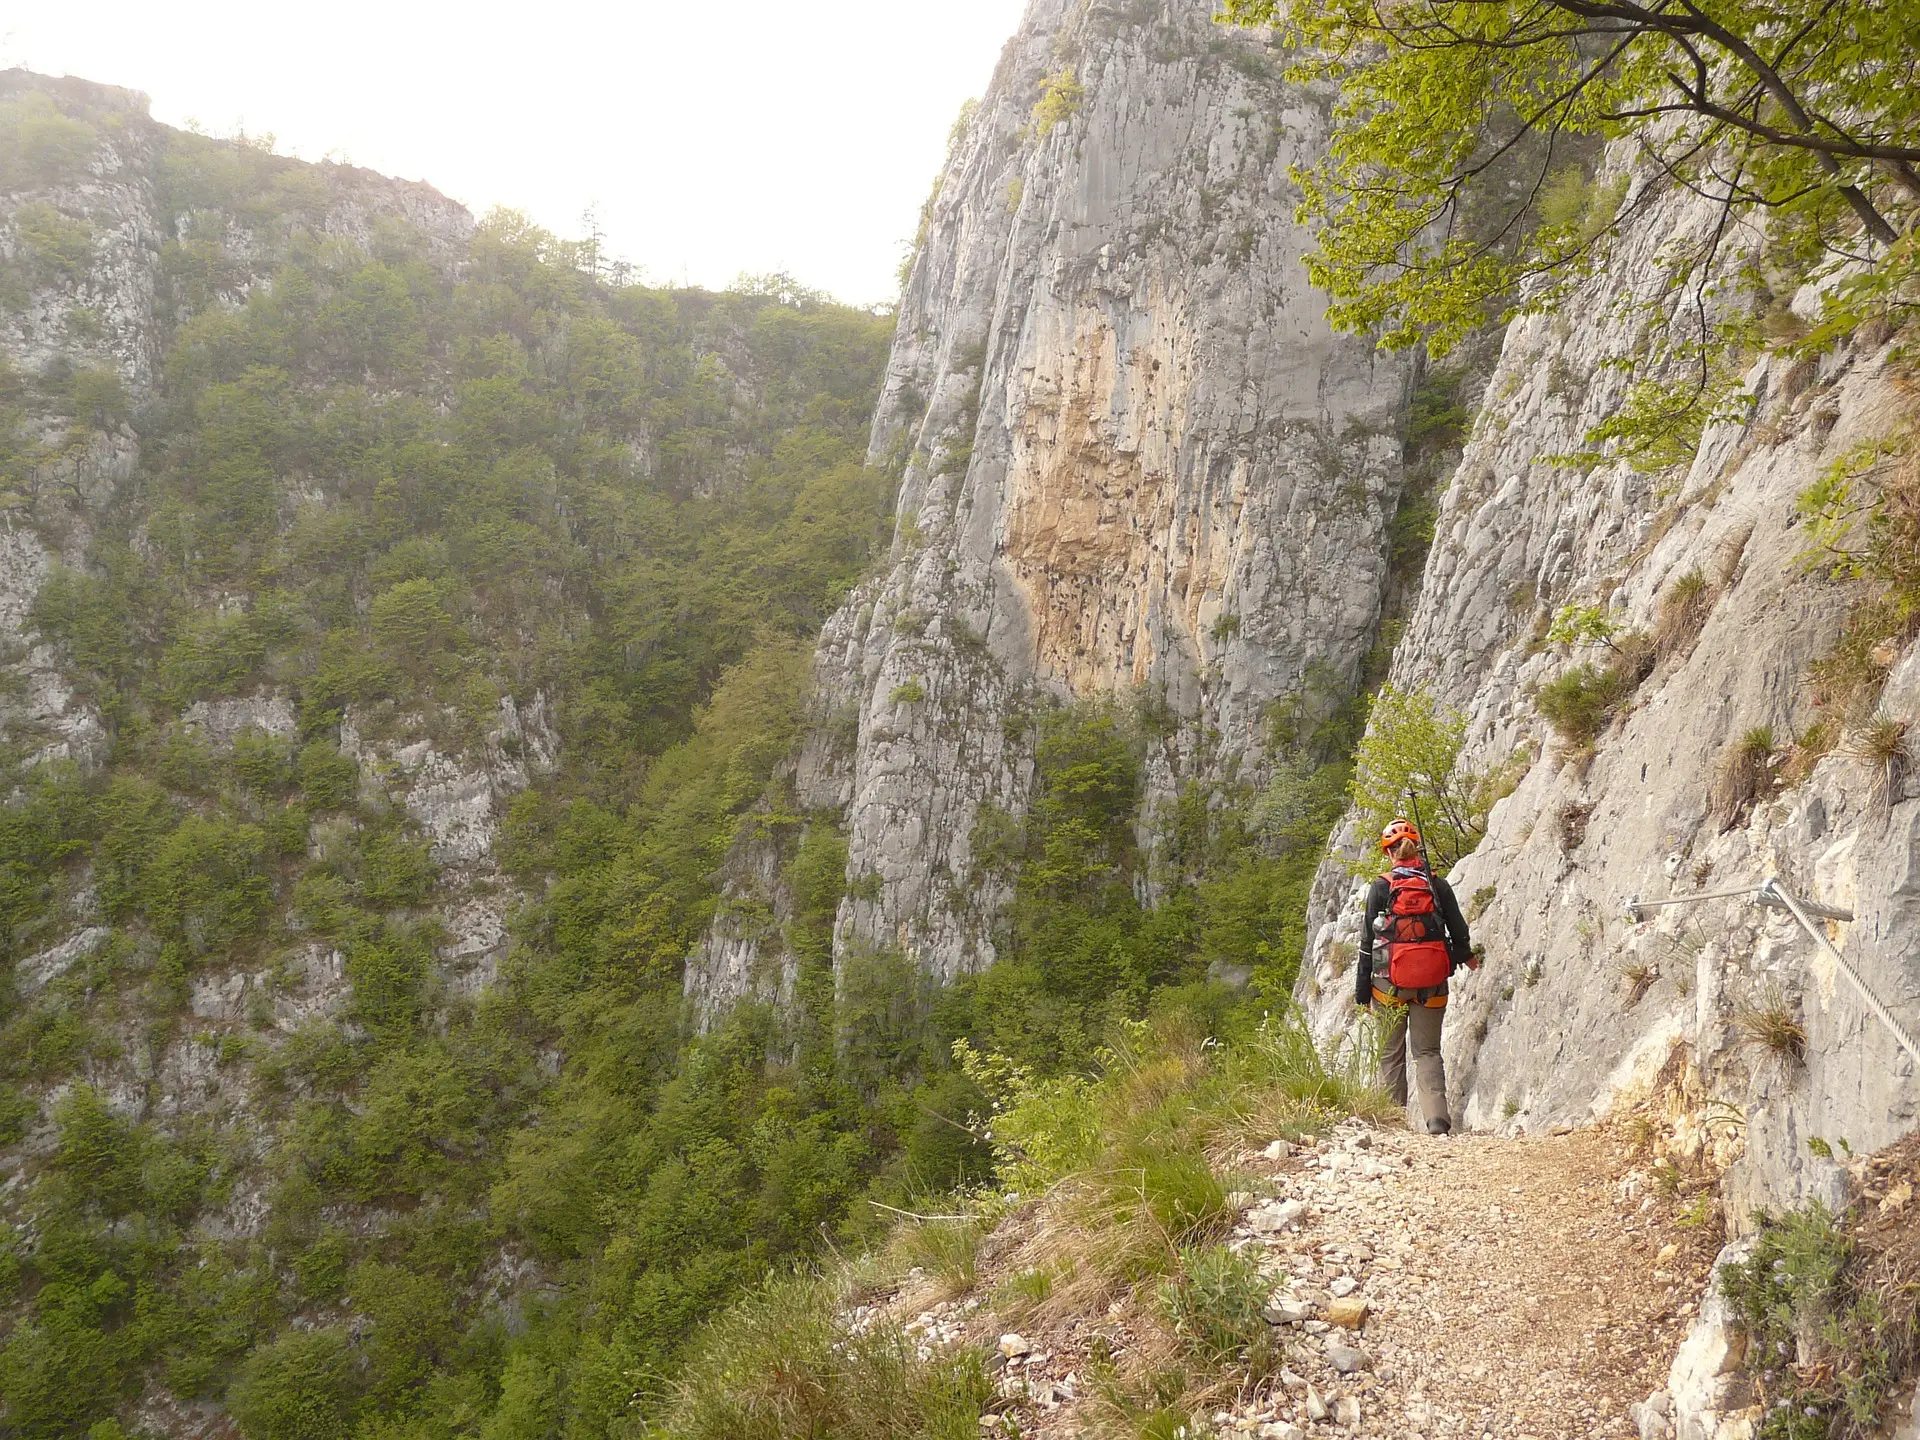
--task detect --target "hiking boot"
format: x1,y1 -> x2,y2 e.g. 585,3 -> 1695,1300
1426,1117 -> 1451,1136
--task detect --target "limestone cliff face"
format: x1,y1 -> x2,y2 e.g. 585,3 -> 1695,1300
1296,150 -> 1918,1221
688,0 -> 1411,1015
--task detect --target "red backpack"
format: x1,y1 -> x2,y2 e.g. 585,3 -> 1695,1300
1382,866 -> 1451,989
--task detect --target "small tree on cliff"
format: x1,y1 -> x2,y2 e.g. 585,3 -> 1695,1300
1348,685 -> 1510,873
1221,0 -> 1919,451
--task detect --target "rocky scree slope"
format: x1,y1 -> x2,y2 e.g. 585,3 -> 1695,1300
687,0 -> 1414,1017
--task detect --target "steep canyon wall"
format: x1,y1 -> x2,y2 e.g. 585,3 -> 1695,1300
687,0 -> 1413,1017
1295,151 -> 1920,1224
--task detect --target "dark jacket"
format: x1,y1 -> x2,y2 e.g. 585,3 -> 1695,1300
1355,869 -> 1472,1006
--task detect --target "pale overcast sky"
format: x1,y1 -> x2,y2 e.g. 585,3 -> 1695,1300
2,0 -> 1031,307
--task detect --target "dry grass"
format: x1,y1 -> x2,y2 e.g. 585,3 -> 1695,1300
1653,567 -> 1714,659
1617,958 -> 1658,1008
1715,523 -> 1756,588
1557,800 -> 1595,850
1710,726 -> 1778,831
1782,717 -> 1840,786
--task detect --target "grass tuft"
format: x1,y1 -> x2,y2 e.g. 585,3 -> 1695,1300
1535,655 -> 1643,747
1618,958 -> 1657,1007
1735,986 -> 1807,1062
1782,718 -> 1840,786
1654,567 -> 1714,657
897,1217 -> 987,1300
665,1271 -> 993,1440
1844,714 -> 1911,806
1710,726 -> 1778,830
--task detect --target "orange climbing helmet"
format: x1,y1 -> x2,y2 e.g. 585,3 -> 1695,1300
1379,819 -> 1422,854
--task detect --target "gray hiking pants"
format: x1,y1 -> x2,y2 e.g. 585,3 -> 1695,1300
1378,1000 -> 1448,1128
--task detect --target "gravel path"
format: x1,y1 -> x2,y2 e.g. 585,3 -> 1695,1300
1216,1119 -> 1715,1440
933,1118 -> 1719,1439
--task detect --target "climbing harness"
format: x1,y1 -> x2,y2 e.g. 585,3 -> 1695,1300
1623,878 -> 1920,1069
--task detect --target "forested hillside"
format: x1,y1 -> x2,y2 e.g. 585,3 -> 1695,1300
0,68 -> 1358,1440
0,71 -> 916,1438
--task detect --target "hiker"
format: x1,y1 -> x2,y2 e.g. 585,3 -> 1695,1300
1354,819 -> 1475,1135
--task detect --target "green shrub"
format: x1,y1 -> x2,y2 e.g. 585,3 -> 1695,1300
356,831 -> 435,910
296,740 -> 361,808
1535,662 -> 1635,746
159,610 -> 269,701
226,1329 -> 362,1440
149,815 -> 272,957
230,729 -> 295,794
1157,1244 -> 1278,1372
13,202 -> 95,283
370,577 -> 461,671
343,923 -> 432,1036
1721,1204 -> 1915,1439
1031,69 -> 1085,137
0,1084 -> 37,1146
48,1086 -> 146,1217
0,91 -> 100,187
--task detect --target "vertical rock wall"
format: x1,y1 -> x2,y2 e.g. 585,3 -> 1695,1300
1295,149 -> 1920,1220
687,0 -> 1412,1014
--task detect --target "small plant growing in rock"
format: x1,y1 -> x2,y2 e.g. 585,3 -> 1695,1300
1546,602 -> 1626,650
890,678 -> 927,705
1617,958 -> 1657,1008
1653,567 -> 1714,658
1782,718 -> 1840,786
1535,662 -> 1636,747
1710,726 -> 1779,830
1155,1243 -> 1280,1374
1031,68 -> 1085,136
1557,800 -> 1595,850
1720,1201 -> 1915,1440
1844,714 -> 1911,806
1736,985 -> 1808,1062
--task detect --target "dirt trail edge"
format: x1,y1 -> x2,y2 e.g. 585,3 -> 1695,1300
888,1120 -> 1720,1440
1219,1120 -> 1715,1440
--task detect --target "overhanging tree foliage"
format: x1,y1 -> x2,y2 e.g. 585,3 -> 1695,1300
1222,0 -> 1919,370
